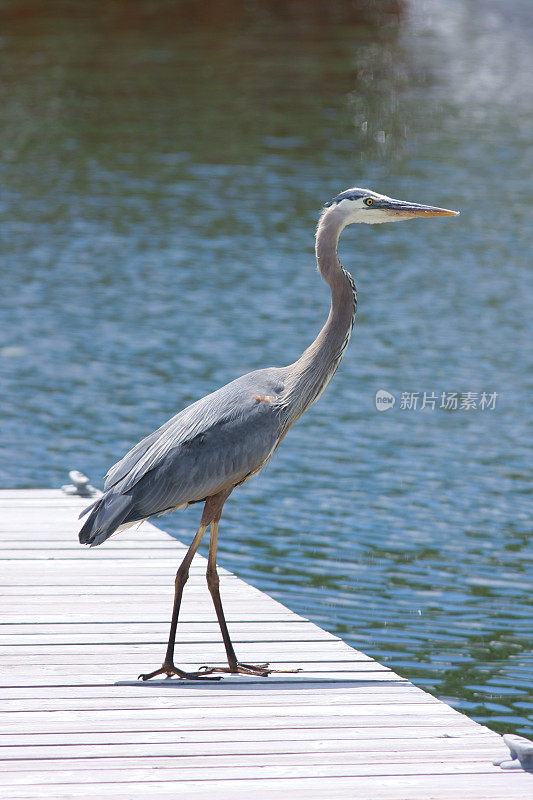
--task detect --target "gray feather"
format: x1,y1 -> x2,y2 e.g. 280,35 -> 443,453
78,493 -> 133,546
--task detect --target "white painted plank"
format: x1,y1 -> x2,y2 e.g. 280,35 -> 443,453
1,613 -> 304,624
1,689 -> 438,712
2,774 -> 533,800
0,654 -> 391,673
0,713 -> 475,736
0,669 -> 401,686
0,680 -> 413,699
0,734 -> 503,761
1,760 -> 519,786
0,750 -> 511,773
0,700 -> 467,723
0,726 -> 499,749
0,641 -> 370,656
0,572 -> 226,584
0,620 -> 331,634
0,628 -> 338,645
0,598 -> 293,612
0,551 -> 213,561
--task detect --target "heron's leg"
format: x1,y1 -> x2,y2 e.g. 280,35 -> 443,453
139,514 -> 219,681
200,506 -> 302,678
202,516 -> 272,677
206,520 -> 240,671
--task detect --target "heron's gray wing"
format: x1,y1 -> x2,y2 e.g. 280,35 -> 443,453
128,397 -> 282,518
104,368 -> 285,514
103,429 -> 161,491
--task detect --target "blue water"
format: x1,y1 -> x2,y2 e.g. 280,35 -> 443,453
1,0 -> 531,735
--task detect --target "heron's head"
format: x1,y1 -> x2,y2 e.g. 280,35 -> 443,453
324,187 -> 459,227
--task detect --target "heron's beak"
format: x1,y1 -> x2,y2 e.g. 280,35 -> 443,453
385,200 -> 460,219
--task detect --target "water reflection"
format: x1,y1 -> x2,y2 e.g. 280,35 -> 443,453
1,0 -> 531,736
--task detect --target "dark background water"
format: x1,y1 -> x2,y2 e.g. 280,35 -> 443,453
1,0 -> 531,736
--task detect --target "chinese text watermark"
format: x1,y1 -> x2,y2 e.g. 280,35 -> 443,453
375,390 -> 498,412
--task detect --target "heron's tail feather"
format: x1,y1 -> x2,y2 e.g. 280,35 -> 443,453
78,493 -> 133,547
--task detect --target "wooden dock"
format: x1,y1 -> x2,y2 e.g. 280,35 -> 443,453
0,489 -> 530,799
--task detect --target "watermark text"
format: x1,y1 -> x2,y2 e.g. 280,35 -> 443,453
375,390 -> 498,412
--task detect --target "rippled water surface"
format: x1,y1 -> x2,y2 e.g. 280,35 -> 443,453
1,0 -> 532,735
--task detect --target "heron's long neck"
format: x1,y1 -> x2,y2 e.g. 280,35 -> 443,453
282,207 -> 357,421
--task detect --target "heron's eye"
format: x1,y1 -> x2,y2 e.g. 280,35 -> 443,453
364,198 -> 374,206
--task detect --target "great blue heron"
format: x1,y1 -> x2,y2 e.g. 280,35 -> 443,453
79,187 -> 458,681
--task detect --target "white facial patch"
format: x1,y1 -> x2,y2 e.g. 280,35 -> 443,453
334,197 -> 401,226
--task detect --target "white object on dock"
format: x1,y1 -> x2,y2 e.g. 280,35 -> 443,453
494,734 -> 533,771
0,489 -> 531,799
60,470 -> 98,497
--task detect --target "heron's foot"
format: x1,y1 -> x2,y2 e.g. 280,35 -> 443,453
138,662 -> 221,682
199,662 -> 302,678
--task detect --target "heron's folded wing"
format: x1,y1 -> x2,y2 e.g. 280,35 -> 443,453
103,369 -> 285,503
126,399 -> 281,518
